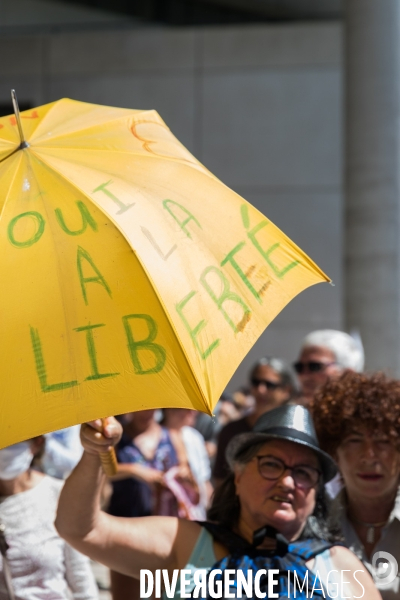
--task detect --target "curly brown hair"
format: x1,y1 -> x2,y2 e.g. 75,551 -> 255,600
311,371 -> 400,456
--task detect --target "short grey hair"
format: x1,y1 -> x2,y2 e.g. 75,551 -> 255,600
301,329 -> 364,373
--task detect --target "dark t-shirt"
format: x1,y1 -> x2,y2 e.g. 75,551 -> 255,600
195,412 -> 220,443
108,429 -> 177,518
212,417 -> 251,480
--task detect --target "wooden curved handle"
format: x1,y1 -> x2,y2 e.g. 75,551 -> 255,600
99,448 -> 118,476
99,418 -> 118,476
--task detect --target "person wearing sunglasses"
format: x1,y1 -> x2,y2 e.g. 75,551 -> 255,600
212,357 -> 299,484
294,329 -> 364,405
55,405 -> 380,600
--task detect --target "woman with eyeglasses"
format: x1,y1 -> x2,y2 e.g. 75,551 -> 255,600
293,329 -> 364,405
55,405 -> 380,600
312,372 -> 400,599
213,356 -> 299,483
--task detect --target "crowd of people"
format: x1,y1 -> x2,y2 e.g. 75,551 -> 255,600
0,329 -> 399,599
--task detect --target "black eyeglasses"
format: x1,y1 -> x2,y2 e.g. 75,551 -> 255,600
255,454 -> 321,490
293,361 -> 337,375
250,378 -> 282,390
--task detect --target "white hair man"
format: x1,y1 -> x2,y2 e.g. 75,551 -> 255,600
294,329 -> 364,405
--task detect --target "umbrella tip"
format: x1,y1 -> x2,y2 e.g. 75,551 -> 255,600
11,89 -> 29,149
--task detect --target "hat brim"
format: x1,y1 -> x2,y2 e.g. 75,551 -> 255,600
226,431 -> 337,483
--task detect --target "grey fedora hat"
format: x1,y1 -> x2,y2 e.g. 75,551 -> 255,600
226,404 -> 337,483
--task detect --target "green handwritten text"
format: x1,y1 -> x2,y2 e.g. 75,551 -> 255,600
76,246 -> 112,305
163,199 -> 202,240
176,291 -> 220,360
30,327 -> 78,393
74,323 -> 119,380
93,180 -> 135,214
55,201 -> 98,236
221,242 -> 262,303
8,212 -> 45,248
123,314 -> 166,374
247,221 -> 299,279
200,266 -> 251,333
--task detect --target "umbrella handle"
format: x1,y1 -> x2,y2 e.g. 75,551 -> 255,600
99,418 -> 118,476
99,449 -> 118,476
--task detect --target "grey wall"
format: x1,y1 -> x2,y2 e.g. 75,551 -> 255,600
0,22 -> 343,390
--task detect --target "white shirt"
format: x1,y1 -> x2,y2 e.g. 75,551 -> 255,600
0,475 -> 98,600
181,426 -> 211,519
332,488 -> 400,600
42,426 -> 83,480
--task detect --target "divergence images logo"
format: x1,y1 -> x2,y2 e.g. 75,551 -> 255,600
372,552 -> 398,585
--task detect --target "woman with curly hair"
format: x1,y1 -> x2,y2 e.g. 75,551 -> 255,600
312,371 -> 400,599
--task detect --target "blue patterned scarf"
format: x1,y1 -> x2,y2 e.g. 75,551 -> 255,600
199,522 -> 334,599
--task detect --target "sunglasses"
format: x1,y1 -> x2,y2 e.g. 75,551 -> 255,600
250,378 -> 282,390
293,361 -> 337,374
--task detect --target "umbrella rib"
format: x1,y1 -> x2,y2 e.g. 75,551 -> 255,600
0,151 -> 84,390
29,150 -> 211,414
27,99 -> 97,139
0,99 -> 60,143
33,146 -> 217,187
29,108 -> 214,179
29,107 -> 152,145
0,145 -> 21,165
0,152 -> 23,223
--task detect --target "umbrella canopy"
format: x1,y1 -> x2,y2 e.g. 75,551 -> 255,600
0,98 -> 329,448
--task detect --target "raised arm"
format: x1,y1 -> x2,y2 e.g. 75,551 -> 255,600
112,461 -> 165,484
55,418 -> 201,578
329,546 -> 382,600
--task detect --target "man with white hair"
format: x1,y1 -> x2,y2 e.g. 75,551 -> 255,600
294,329 -> 364,405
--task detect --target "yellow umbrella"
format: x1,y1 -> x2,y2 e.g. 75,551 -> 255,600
0,93 -> 329,450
